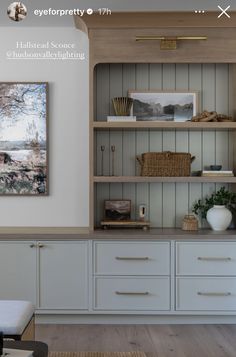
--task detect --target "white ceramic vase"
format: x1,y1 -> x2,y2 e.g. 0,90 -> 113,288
206,205 -> 232,231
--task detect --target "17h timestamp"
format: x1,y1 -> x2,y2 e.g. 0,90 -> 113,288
98,8 -> 112,15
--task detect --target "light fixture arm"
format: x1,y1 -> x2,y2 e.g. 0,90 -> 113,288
135,36 -> 207,49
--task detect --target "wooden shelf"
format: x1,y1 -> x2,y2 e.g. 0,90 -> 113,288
94,176 -> 236,183
93,121 -> 236,130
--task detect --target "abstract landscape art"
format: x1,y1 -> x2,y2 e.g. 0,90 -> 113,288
0,83 -> 47,195
104,200 -> 131,221
129,91 -> 198,121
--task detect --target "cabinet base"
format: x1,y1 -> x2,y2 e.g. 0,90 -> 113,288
35,313 -> 236,325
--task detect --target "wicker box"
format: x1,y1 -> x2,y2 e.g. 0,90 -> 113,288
182,214 -> 198,231
137,151 -> 194,177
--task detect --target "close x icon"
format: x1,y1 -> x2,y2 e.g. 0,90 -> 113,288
217,5 -> 231,18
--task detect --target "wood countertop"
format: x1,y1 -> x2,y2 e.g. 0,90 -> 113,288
0,229 -> 236,241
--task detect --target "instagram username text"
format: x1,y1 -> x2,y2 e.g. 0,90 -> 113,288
34,8 -> 87,17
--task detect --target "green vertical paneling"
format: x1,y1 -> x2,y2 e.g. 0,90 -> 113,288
189,64 -> 202,112
189,64 -> 203,223
175,129 -> 189,226
202,130 -> 217,228
122,64 -> 136,214
149,64 -> 163,89
163,130 -> 176,227
176,64 -> 189,89
189,183 -> 203,227
109,64 -> 123,115
95,183 -> 109,227
95,64 -> 110,225
215,131 -> 229,170
202,64 -> 217,227
216,64 -> 229,115
202,64 -> 216,111
94,63 -> 232,228
149,130 -> 163,227
215,64 -> 230,192
175,64 -> 189,226
148,64 -> 163,226
109,131 -> 123,176
135,64 -> 150,220
96,131 -> 110,176
163,64 -> 176,90
162,64 -> 176,227
136,130 -> 149,220
96,64 -> 110,120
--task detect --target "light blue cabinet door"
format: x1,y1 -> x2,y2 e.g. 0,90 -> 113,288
38,241 -> 88,309
0,242 -> 37,304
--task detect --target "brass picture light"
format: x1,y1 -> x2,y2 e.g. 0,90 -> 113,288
135,36 -> 207,50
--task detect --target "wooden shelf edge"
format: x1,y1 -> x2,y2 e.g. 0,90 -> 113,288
94,176 -> 236,183
93,121 -> 236,130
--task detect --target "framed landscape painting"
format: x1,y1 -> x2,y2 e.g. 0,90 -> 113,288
0,82 -> 48,195
104,200 -> 131,221
129,90 -> 198,122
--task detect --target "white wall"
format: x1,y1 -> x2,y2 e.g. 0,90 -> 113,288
0,28 -> 89,227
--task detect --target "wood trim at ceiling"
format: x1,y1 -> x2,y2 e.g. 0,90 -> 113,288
74,11 -> 236,34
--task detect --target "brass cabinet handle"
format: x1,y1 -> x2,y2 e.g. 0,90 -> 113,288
115,291 -> 149,295
30,244 -> 35,248
38,243 -> 44,248
115,256 -> 149,260
197,257 -> 231,261
197,292 -> 231,297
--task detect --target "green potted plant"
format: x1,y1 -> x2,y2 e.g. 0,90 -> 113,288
192,187 -> 236,231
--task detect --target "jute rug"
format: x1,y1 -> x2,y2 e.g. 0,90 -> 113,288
49,352 -> 146,357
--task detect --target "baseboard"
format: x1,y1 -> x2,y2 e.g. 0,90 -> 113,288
35,314 -> 236,325
0,227 -> 90,234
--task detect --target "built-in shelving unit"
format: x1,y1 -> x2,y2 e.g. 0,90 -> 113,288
75,11 -> 236,231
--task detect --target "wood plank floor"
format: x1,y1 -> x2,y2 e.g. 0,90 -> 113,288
36,324 -> 236,357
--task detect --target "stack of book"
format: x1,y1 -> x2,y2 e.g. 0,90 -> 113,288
201,170 -> 234,177
107,116 -> 136,122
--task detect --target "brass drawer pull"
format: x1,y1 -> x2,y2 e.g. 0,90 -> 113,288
116,291 -> 149,295
197,292 -> 231,297
38,243 -> 44,248
197,257 -> 231,261
115,256 -> 149,260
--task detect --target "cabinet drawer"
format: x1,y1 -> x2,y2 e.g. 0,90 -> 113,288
176,277 -> 236,311
176,242 -> 236,276
94,242 -> 170,275
94,277 -> 170,310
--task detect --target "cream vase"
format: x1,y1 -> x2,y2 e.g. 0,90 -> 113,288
206,205 -> 232,231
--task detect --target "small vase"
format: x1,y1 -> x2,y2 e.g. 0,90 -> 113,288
206,205 -> 232,231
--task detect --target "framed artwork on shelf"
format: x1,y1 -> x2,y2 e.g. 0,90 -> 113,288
0,82 -> 48,195
128,90 -> 198,122
104,199 -> 131,221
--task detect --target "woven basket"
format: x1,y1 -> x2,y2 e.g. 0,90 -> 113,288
137,151 -> 195,177
182,214 -> 198,231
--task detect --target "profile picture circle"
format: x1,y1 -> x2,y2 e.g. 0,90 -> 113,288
7,2 -> 27,22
